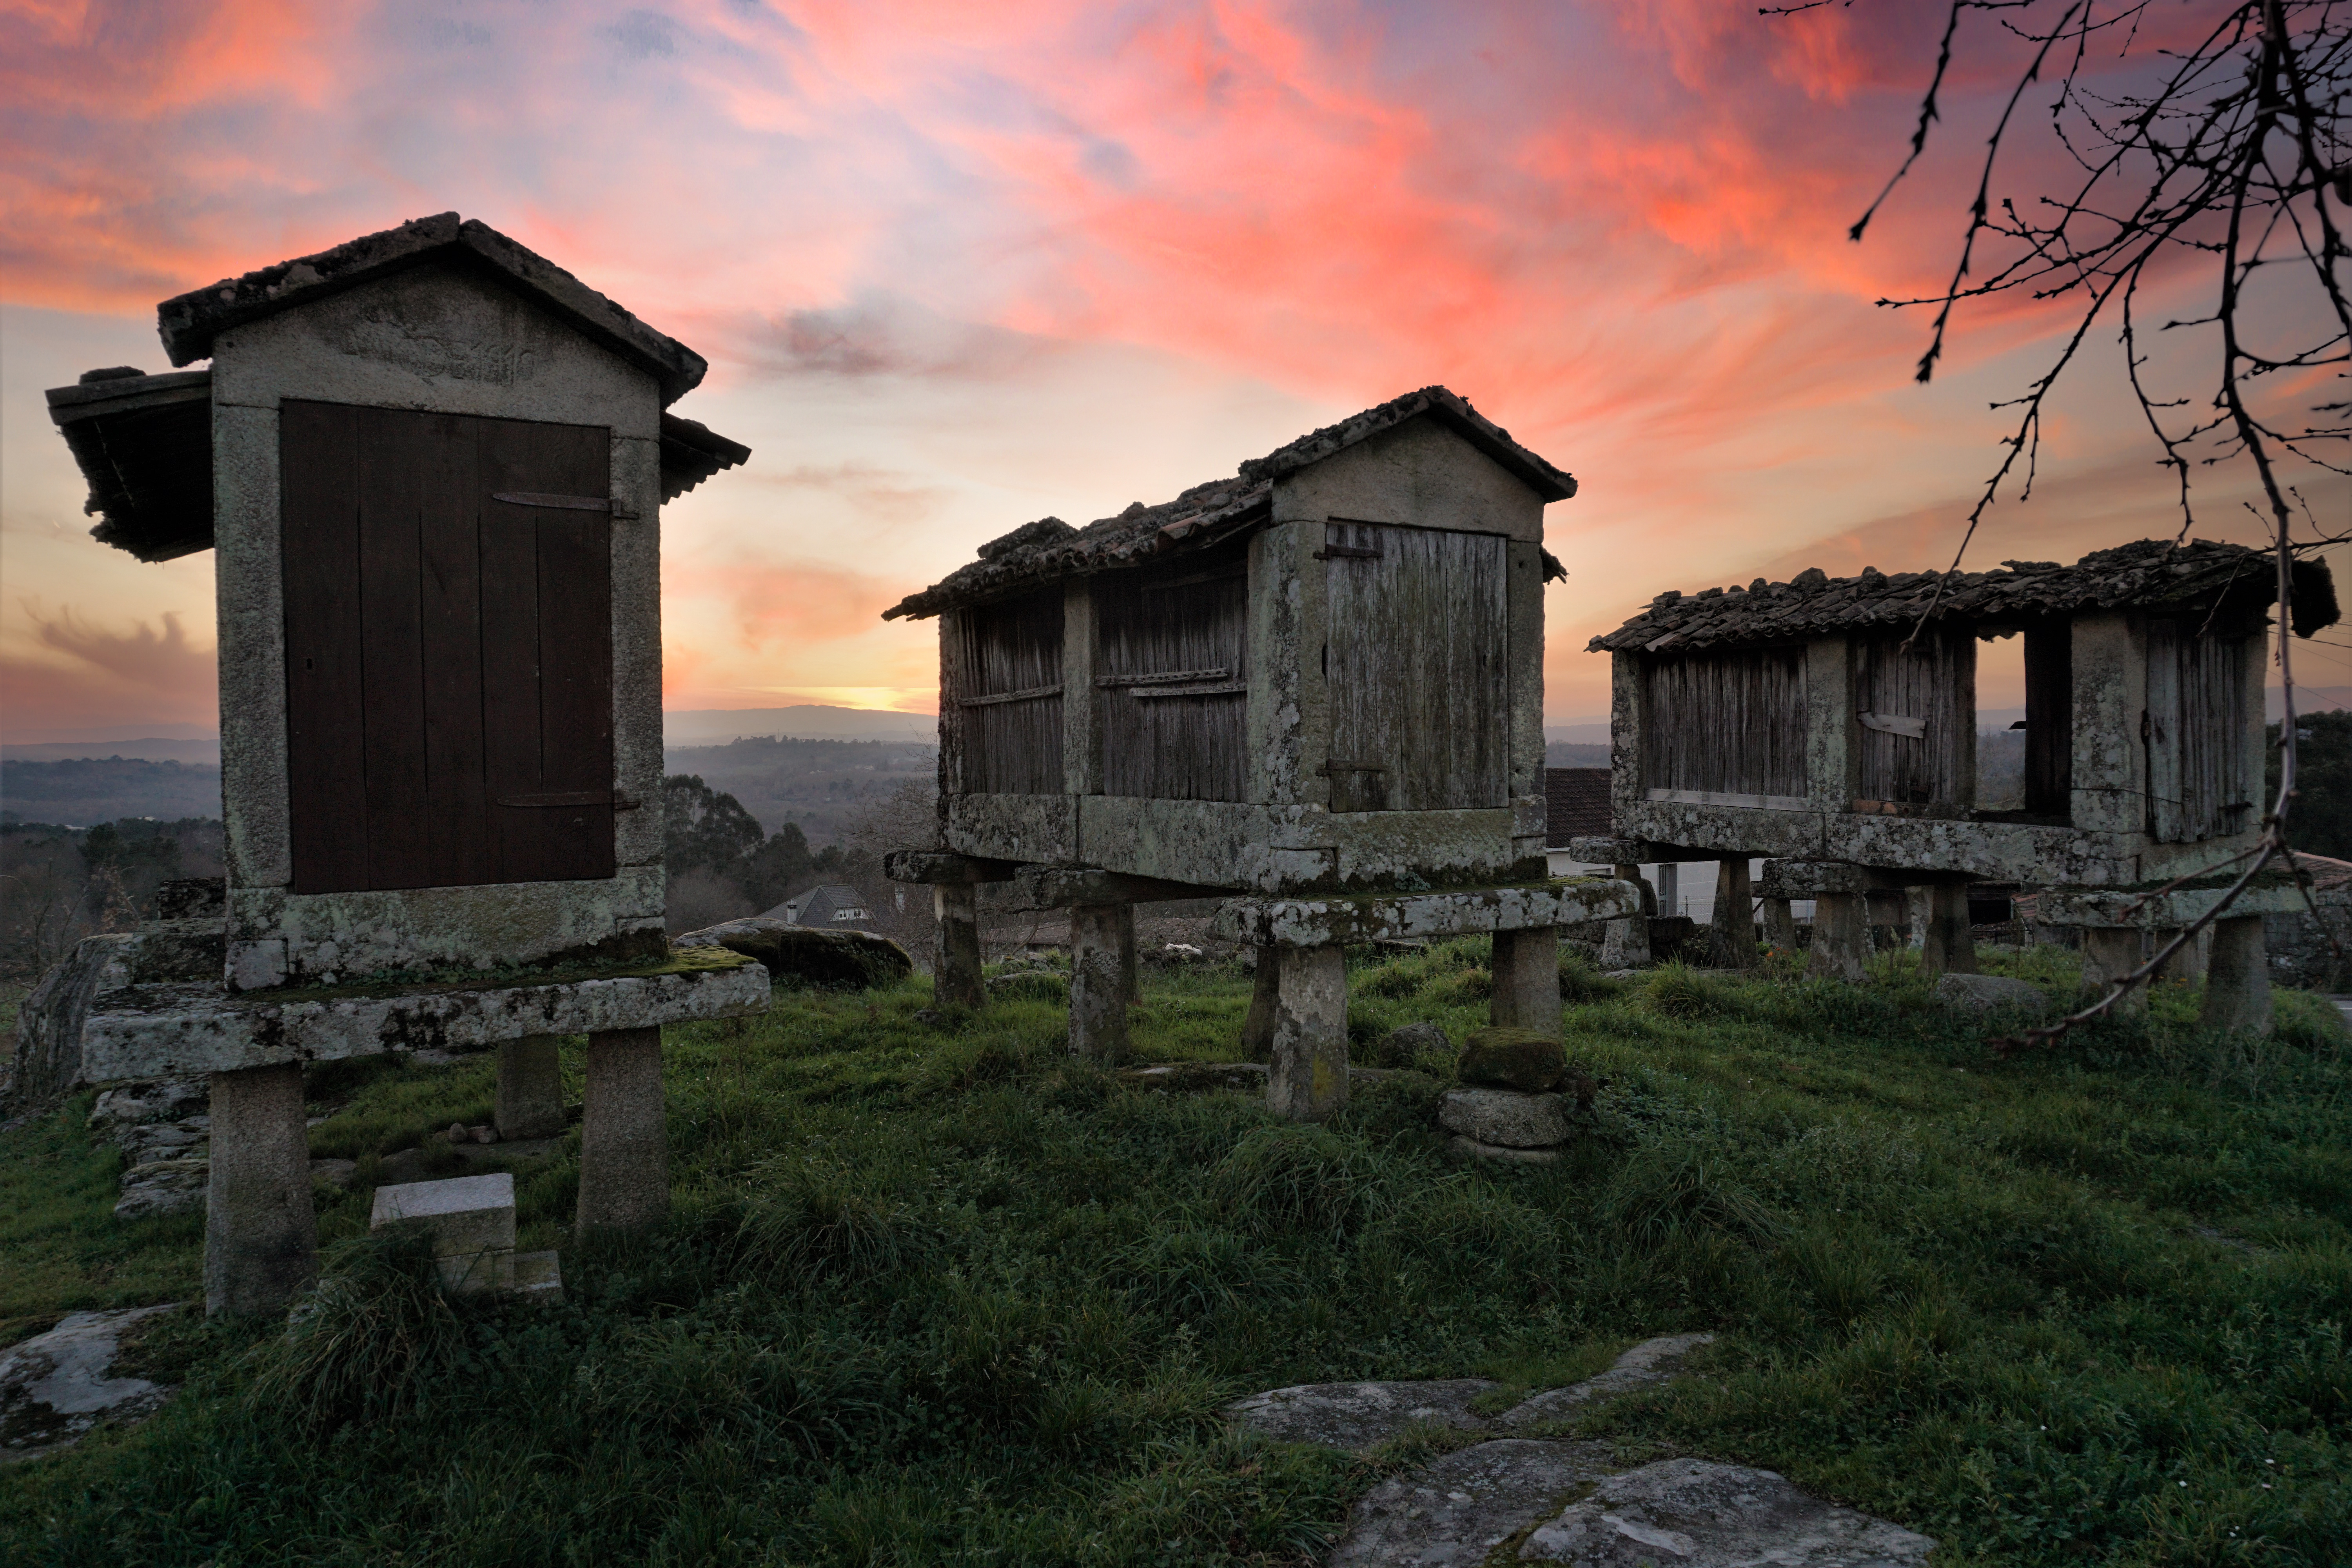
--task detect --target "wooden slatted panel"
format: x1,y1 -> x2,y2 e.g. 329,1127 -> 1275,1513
1095,548 -> 1248,801
2022,621 -> 2073,817
2149,619 -> 2249,842
1855,630 -> 1974,806
956,589 -> 1064,795
1639,648 -> 1806,799
281,401 -> 370,894
1325,523 -> 1508,812
280,401 -> 613,894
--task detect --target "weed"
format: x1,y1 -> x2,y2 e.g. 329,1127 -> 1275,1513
243,1227 -> 465,1434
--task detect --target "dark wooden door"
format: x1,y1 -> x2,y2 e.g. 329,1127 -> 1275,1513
281,401 -> 614,894
1324,522 -> 1508,812
1094,547 -> 1249,802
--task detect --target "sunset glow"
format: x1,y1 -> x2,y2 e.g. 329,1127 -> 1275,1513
5,0 -> 2345,741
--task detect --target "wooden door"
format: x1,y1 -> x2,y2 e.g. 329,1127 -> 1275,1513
1854,629 -> 1975,808
281,401 -> 615,894
1323,522 -> 1508,813
2147,619 -> 2250,841
1094,548 -> 1248,802
951,589 -> 1065,795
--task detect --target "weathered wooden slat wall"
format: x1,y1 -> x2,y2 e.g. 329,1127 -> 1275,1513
281,401 -> 614,895
2148,619 -> 2249,841
1854,630 -> 1973,806
1640,647 -> 1806,798
1094,546 -> 1248,801
1325,523 -> 1508,812
2022,621 -> 2073,816
955,588 -> 1065,795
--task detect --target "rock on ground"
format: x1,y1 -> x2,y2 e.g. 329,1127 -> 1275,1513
113,1157 -> 209,1220
1,1304 -> 181,1463
1330,1440 -> 1617,1568
1372,1021 -> 1451,1069
1932,973 -> 2048,1013
1227,1334 -> 1717,1455
1439,1088 -> 1570,1149
673,918 -> 913,991
1456,1027 -> 1568,1092
1519,1458 -> 1937,1565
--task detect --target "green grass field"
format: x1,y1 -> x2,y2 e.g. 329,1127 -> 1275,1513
2,944 -> 2348,1565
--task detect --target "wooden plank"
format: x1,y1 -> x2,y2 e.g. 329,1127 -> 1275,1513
1639,646 -> 1806,799
510,418 -> 613,882
2022,620 -> 2073,815
479,423 -> 553,881
1853,630 -> 1973,808
1646,787 -> 1809,811
415,412 -> 491,887
354,405 -> 432,891
1095,545 -> 1248,802
2147,617 -> 2185,840
959,589 -> 1064,795
1326,523 -> 1506,811
279,400 -> 371,895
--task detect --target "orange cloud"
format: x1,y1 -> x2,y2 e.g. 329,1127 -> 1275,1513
0,605 -> 218,735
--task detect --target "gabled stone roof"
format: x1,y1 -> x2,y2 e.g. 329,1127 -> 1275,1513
1588,539 -> 2339,655
881,385 -> 1572,621
156,213 -> 709,406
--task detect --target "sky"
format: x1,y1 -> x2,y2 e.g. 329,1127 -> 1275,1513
3,0 -> 2345,742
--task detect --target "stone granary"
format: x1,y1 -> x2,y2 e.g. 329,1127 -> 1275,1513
41,214 -> 771,1313
1571,539 -> 2340,1031
880,387 -> 1644,1115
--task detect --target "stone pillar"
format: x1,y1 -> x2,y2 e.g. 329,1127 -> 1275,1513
1491,927 -> 1563,1035
575,1027 -> 669,1238
1807,893 -> 1869,982
495,1034 -> 567,1141
1068,904 -> 1130,1060
1918,885 -> 1978,978
1240,946 -> 1280,1060
1655,862 -> 1680,918
204,1062 -> 317,1315
1116,903 -> 1142,1005
2201,916 -> 2273,1036
1600,864 -> 1653,968
1269,944 -> 1348,1121
933,884 -> 985,1009
1760,897 -> 1798,953
1713,859 -> 1757,967
2080,927 -> 2148,1017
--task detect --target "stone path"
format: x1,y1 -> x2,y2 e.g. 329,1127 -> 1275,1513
1,1304 -> 180,1464
1227,1334 -> 1937,1565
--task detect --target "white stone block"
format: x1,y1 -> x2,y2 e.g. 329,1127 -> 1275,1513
371,1172 -> 517,1256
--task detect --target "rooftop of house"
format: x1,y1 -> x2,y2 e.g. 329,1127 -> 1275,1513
1588,539 -> 2339,657
881,385 -> 1575,622
156,212 -> 710,405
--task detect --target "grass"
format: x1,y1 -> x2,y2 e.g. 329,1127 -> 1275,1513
1,947 -> 2349,1564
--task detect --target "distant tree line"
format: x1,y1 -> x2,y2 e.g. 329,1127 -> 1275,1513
0,817 -> 225,976
2269,713 -> 2352,864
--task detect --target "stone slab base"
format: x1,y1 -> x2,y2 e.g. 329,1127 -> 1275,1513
1447,1134 -> 1563,1165
1213,877 -> 1642,949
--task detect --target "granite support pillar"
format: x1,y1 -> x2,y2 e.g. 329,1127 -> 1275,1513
1240,946 -> 1280,1060
1713,859 -> 1757,967
2201,916 -> 2273,1036
2080,927 -> 2149,1017
1068,904 -> 1131,1060
203,1062 -> 317,1316
575,1027 -> 668,1238
1268,944 -> 1348,1121
1491,927 -> 1563,1035
1760,897 -> 1798,954
933,884 -> 985,1010
496,1034 -> 567,1142
1918,884 -> 1978,978
1807,893 -> 1869,983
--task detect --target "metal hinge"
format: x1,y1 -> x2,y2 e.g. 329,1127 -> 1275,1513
492,492 -> 641,521
497,791 -> 642,809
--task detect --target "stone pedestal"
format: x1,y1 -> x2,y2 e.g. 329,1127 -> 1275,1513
1599,916 -> 1650,969
1490,927 -> 1562,1035
1918,884 -> 1977,978
1807,893 -> 1868,983
495,1034 -> 566,1141
1069,904 -> 1131,1060
1760,897 -> 1798,953
575,1027 -> 668,1238
1713,859 -> 1757,967
203,1062 -> 316,1315
1115,904 -> 1142,1004
1241,946 -> 1280,1060
2080,927 -> 2148,1016
2201,915 -> 2272,1035
933,884 -> 985,1009
2155,926 -> 2212,984
1269,944 -> 1348,1121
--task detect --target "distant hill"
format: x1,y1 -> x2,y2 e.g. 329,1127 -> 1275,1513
1,758 -> 224,827
664,706 -> 936,745
664,735 -> 936,842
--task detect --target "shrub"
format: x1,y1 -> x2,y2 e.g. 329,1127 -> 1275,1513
1640,962 -> 1725,1020
243,1228 -> 465,1434
1207,1124 -> 1397,1239
737,1156 -> 934,1282
1595,1142 -> 1785,1250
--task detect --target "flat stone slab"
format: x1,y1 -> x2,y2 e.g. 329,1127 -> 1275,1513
1227,1334 -> 1717,1455
79,953 -> 768,1082
1519,1457 -> 1937,1564
1331,1439 -> 1617,1567
1213,878 -> 1644,950
1439,1088 -> 1570,1149
1,1304 -> 180,1464
371,1172 -> 517,1256
2035,880 -> 2319,927
1932,973 -> 2048,1013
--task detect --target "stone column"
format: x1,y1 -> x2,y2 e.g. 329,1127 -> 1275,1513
2154,926 -> 2211,984
2201,916 -> 2273,1036
1491,927 -> 1563,1034
1269,944 -> 1348,1121
496,1034 -> 567,1141
1760,897 -> 1798,954
1655,863 -> 1681,918
934,884 -> 985,1009
1116,903 -> 1143,1005
1600,864 -> 1654,969
1240,946 -> 1280,1060
204,1062 -> 317,1316
575,1027 -> 669,1238
2080,927 -> 2148,1017
1713,859 -> 1757,967
1068,904 -> 1130,1060
1806,893 -> 1869,982
1918,884 -> 1978,978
